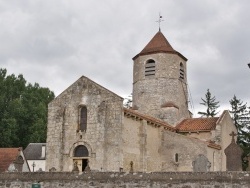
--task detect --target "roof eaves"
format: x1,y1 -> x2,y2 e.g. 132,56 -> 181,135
123,108 -> 175,132
133,51 -> 187,61
177,129 -> 212,133
207,141 -> 221,150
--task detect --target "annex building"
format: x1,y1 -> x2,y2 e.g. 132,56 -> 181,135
45,30 -> 237,172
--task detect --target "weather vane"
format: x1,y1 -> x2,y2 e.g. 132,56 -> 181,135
156,13 -> 164,31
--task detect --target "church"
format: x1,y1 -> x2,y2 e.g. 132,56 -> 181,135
45,29 -> 237,172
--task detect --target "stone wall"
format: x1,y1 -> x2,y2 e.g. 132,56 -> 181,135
123,117 -> 164,172
46,76 -> 124,172
0,172 -> 250,188
161,131 -> 209,171
132,53 -> 190,126
123,115 -> 222,172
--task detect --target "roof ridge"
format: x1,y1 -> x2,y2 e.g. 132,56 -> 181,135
52,76 -> 123,102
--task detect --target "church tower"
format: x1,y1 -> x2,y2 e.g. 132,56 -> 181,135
132,30 -> 190,126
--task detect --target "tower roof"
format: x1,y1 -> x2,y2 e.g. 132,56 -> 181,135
133,31 -> 187,60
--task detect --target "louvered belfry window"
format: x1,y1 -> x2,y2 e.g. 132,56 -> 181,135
80,106 -> 87,132
145,59 -> 156,76
74,145 -> 89,157
180,62 -> 184,79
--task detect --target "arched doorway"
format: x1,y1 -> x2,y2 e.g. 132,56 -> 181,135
73,145 -> 89,172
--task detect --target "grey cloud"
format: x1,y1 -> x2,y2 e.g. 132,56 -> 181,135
1,0 -> 250,117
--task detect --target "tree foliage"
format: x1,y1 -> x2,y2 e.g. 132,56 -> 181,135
0,68 -> 55,148
229,95 -> 250,170
198,89 -> 220,117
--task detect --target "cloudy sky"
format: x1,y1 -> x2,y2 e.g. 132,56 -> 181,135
1,0 -> 250,117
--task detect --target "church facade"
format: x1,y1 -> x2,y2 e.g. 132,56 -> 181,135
46,30 -> 237,172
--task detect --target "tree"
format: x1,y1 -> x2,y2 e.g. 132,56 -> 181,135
198,89 -> 220,117
0,68 -> 55,148
229,95 -> 250,170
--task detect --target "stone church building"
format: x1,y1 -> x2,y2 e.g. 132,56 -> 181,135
46,30 -> 237,172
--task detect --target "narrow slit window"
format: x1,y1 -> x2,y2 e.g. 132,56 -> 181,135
179,62 -> 184,79
145,59 -> 155,76
175,153 -> 179,163
79,106 -> 87,132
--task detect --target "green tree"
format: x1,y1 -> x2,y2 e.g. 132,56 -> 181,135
0,68 -> 55,148
198,89 -> 220,117
229,95 -> 250,170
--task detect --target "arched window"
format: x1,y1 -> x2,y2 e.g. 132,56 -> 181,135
179,62 -> 184,79
145,59 -> 155,76
74,145 -> 89,157
79,106 -> 87,132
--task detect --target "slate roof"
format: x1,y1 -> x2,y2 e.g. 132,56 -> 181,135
23,143 -> 46,160
0,148 -> 21,172
133,31 -> 187,60
176,117 -> 219,132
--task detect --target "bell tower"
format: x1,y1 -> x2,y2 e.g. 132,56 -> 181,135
132,31 -> 190,126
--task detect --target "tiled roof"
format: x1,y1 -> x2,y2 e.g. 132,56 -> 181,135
133,31 -> 187,60
123,108 -> 222,150
23,143 -> 46,160
176,117 -> 219,132
207,141 -> 221,150
124,108 -> 176,132
0,148 -> 20,172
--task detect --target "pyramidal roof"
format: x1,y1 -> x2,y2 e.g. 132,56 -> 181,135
133,30 -> 187,60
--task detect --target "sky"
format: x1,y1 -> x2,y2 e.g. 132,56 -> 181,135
1,0 -> 250,117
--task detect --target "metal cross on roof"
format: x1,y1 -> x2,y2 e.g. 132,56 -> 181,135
229,131 -> 237,143
156,13 -> 164,32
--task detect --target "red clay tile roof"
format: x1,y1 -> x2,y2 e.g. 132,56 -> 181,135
133,31 -> 187,60
207,141 -> 221,150
124,108 -> 175,132
0,148 -> 21,172
124,108 -> 222,150
176,117 -> 219,132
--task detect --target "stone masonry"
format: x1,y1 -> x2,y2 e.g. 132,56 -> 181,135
1,172 -> 250,188
45,30 -> 238,173
46,76 -> 124,172
132,34 -> 190,126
